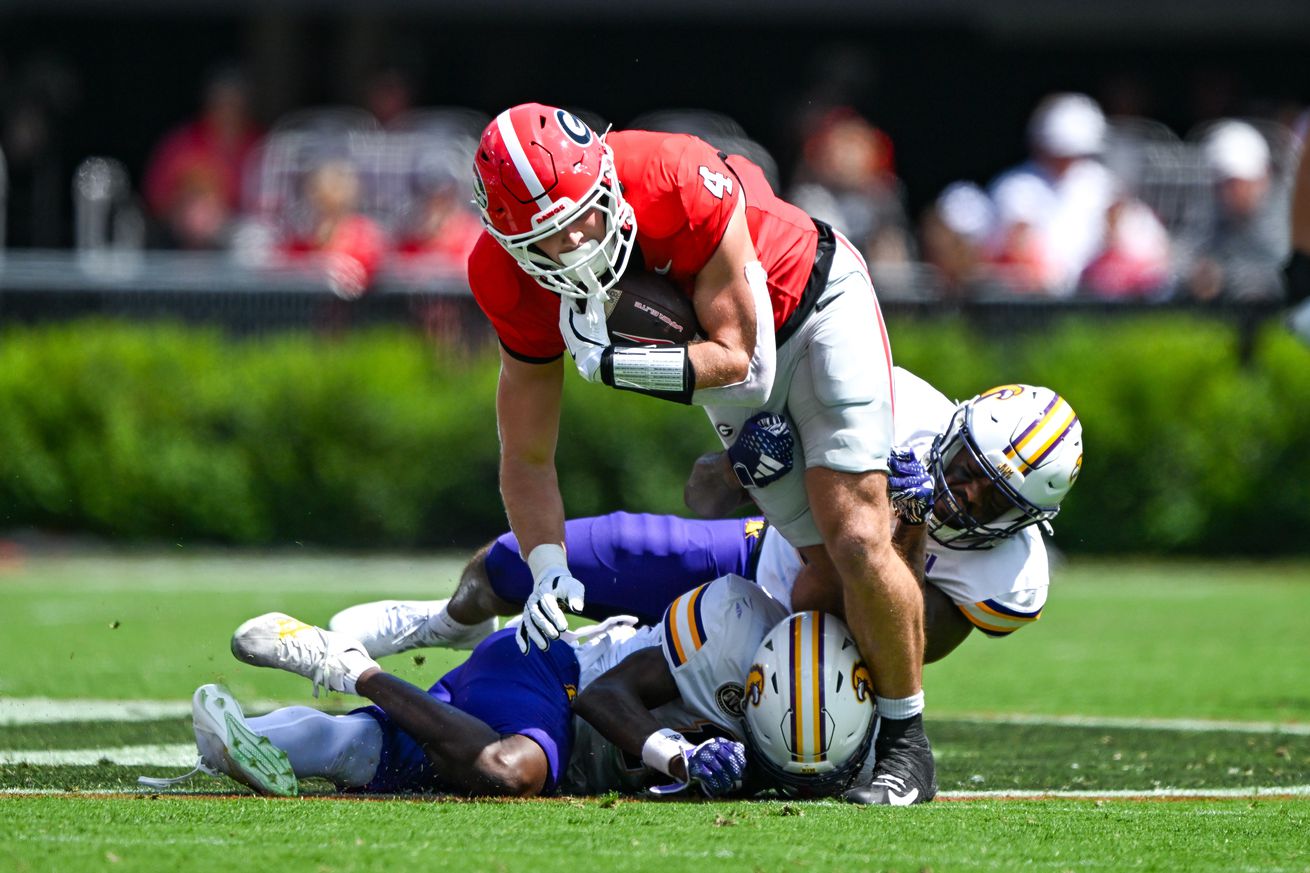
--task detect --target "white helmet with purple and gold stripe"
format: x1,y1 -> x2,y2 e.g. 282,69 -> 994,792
928,383 -> 1084,550
742,612 -> 875,796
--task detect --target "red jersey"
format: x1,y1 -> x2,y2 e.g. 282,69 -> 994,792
468,130 -> 819,361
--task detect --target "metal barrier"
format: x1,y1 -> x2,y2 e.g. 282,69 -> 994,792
0,144 -> 7,258
0,250 -> 1283,360
72,157 -> 146,279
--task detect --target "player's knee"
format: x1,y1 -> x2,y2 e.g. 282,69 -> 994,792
461,542 -> 494,590
824,519 -> 890,570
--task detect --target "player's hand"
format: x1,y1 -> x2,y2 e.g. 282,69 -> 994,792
325,252 -> 369,299
559,294 -> 611,383
685,738 -> 747,798
516,570 -> 587,654
887,446 -> 934,525
728,412 -> 795,488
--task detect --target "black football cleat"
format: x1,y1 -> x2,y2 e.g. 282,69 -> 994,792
844,713 -> 937,806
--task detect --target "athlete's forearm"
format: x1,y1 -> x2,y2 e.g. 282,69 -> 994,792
684,451 -> 751,518
496,352 -> 567,557
892,520 -> 928,588
573,679 -> 662,761
572,647 -> 680,761
354,672 -> 544,795
499,456 -> 566,558
687,200 -> 775,405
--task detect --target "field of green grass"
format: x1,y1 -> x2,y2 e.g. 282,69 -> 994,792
2,551 -> 1308,872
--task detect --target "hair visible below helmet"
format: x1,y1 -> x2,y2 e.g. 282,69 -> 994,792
473,103 -> 636,299
742,612 -> 875,797
928,384 -> 1084,550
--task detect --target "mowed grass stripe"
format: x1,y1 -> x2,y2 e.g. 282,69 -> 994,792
951,712 -> 1310,736
6,785 -> 1310,799
2,795 -> 1307,873
1,553 -> 469,595
2,723 -> 1307,793
4,696 -> 1306,733
3,716 -> 1308,791
0,745 -> 195,766
3,555 -> 1307,724
0,718 -> 193,751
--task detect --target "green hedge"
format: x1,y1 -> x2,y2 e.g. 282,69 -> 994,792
1,316 -> 1307,554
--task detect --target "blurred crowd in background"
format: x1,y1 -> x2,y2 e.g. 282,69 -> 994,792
1,53 -> 1304,303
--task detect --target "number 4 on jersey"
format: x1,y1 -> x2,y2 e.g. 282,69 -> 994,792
699,166 -> 734,199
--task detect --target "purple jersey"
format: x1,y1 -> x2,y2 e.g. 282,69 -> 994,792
486,512 -> 767,625
353,628 -> 579,794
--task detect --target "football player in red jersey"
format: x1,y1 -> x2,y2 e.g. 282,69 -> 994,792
468,103 -> 933,804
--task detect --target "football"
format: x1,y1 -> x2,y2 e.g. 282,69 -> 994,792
604,272 -> 701,346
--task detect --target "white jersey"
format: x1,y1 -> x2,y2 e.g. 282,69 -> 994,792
659,574 -> 790,737
558,585 -> 784,795
753,367 -> 1049,638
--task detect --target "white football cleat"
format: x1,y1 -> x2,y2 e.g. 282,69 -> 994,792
328,598 -> 497,658
231,612 -> 379,697
191,684 -> 298,797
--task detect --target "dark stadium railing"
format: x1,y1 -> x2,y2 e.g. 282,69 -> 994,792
0,250 -> 1283,357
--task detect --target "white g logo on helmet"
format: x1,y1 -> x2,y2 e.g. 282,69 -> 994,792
556,109 -> 593,145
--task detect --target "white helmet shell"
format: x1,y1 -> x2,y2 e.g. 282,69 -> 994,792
928,384 -> 1084,550
742,612 -> 875,796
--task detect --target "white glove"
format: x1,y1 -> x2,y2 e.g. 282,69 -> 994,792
517,544 -> 587,654
559,293 -> 611,383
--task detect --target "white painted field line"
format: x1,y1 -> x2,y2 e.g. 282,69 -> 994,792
0,697 -> 285,725
0,699 -> 190,725
944,785 -> 1310,799
946,712 -> 1310,736
4,785 -> 1309,801
0,744 -> 196,767
6,697 -> 1308,734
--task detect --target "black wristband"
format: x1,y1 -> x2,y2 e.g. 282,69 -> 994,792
1284,250 -> 1310,306
601,345 -> 696,405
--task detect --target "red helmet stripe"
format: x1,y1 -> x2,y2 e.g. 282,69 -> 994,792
495,110 -> 555,213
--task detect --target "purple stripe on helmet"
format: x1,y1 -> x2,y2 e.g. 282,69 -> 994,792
816,613 -> 828,762
1007,393 -> 1060,458
788,616 -> 801,761
1025,415 -> 1078,469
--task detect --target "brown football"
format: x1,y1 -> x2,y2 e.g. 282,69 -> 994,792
604,272 -> 701,346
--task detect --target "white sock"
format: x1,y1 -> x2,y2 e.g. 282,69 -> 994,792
875,691 -> 925,721
428,606 -> 480,640
247,707 -> 383,788
338,649 -> 381,696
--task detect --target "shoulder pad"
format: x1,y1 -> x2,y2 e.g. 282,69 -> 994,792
661,574 -> 781,669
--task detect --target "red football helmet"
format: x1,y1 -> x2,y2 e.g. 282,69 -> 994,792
473,103 -> 636,299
